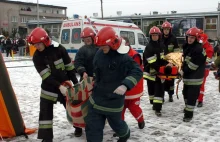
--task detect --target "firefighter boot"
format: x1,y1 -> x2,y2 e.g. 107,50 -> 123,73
74,127 -> 82,137
138,121 -> 145,129
183,117 -> 192,122
197,102 -> 203,107
155,111 -> 162,117
42,140 -> 52,142
169,94 -> 173,102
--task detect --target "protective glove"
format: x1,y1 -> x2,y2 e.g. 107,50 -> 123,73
113,85 -> 127,95
59,85 -> 68,96
83,72 -> 88,79
179,70 -> 184,77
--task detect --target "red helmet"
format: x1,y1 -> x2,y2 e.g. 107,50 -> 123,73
198,33 -> 208,44
161,21 -> 172,29
186,27 -> 200,38
28,27 -> 51,47
94,26 -> 129,54
80,27 -> 96,39
198,29 -> 204,34
149,26 -> 161,35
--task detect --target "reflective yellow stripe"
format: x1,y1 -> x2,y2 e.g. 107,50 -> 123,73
188,61 -> 199,70
147,55 -> 157,63
89,97 -> 124,112
202,49 -> 206,56
39,120 -> 53,129
54,59 -> 65,70
206,57 -> 211,63
40,68 -> 51,80
149,95 -> 154,100
153,97 -> 163,104
65,62 -> 74,71
185,105 -> 195,112
40,89 -> 58,102
143,72 -> 156,81
125,76 -> 137,86
160,52 -> 164,59
174,48 -> 180,52
183,78 -> 203,85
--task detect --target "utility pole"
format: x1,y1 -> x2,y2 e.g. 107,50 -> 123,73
100,0 -> 103,19
37,0 -> 39,27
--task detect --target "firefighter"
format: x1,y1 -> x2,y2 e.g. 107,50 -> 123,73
121,37 -> 145,129
181,27 -> 206,122
84,26 -> 142,142
197,31 -> 214,107
4,37 -> 13,57
74,27 -> 99,80
161,21 -> 179,102
143,26 -> 168,116
28,27 -> 79,142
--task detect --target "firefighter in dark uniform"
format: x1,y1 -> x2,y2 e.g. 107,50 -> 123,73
161,21 -> 179,102
84,27 -> 142,142
143,26 -> 168,116
28,27 -> 78,142
74,27 -> 98,80
181,27 -> 206,122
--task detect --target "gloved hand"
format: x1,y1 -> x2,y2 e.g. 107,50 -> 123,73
59,85 -> 68,96
179,70 -> 184,77
113,85 -> 127,95
83,72 -> 88,79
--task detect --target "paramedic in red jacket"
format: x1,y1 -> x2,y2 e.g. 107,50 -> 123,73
197,32 -> 214,107
121,37 -> 145,129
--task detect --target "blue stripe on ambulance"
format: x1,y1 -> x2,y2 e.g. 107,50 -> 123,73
66,49 -> 143,54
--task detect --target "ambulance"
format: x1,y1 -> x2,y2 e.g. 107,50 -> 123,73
59,18 -> 148,60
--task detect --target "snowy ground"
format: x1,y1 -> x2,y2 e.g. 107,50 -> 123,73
2,54 -> 220,142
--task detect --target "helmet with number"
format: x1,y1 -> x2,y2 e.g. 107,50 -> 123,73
27,27 -> 51,47
94,26 -> 129,54
149,26 -> 161,35
161,21 -> 172,29
186,27 -> 200,38
80,27 -> 96,39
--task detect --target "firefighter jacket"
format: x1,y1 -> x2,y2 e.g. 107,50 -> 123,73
182,42 -> 207,85
74,44 -> 99,77
90,49 -> 143,114
162,33 -> 179,53
125,48 -> 143,100
143,40 -> 168,81
203,42 -> 214,69
33,42 -> 78,103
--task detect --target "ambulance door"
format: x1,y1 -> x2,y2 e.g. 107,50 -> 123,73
136,32 -> 148,54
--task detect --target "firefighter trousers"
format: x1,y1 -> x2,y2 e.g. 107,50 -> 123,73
147,79 -> 155,104
85,102 -> 130,142
183,84 -> 201,118
164,79 -> 175,96
198,69 -> 209,102
122,98 -> 144,123
153,78 -> 164,111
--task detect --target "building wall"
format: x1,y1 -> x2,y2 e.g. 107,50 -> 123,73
0,1 -> 66,38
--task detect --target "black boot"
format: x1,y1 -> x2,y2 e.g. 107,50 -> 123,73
74,127 -> 82,137
197,102 -> 203,107
117,136 -> 129,142
42,139 -> 52,142
183,117 -> 192,122
169,95 -> 173,102
155,111 -> 162,117
138,121 -> 145,129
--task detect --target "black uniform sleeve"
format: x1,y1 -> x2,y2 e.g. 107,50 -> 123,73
59,45 -> 78,84
183,46 -> 206,74
143,45 -> 160,72
74,46 -> 86,76
121,55 -> 143,90
33,54 -> 61,88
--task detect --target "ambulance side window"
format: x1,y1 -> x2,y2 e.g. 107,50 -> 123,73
61,29 -> 70,44
72,28 -> 81,44
138,33 -> 148,46
120,31 -> 135,45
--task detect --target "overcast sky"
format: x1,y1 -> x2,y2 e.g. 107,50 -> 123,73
15,0 -> 220,17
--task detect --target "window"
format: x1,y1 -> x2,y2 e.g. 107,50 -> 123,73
61,29 -> 70,44
11,16 -> 17,22
21,17 -> 27,23
206,18 -> 217,29
120,31 -> 135,45
72,28 -> 81,44
138,33 -> 148,46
